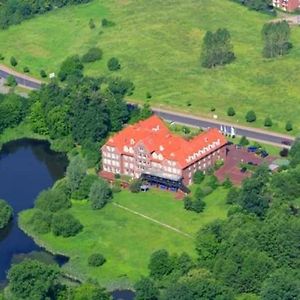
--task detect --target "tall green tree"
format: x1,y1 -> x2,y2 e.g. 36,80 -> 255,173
89,179 -> 112,210
0,199 -> 13,229
201,28 -> 235,68
262,21 -> 292,58
134,277 -> 160,300
66,156 -> 87,193
148,249 -> 173,279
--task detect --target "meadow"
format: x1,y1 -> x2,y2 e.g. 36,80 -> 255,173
0,0 -> 299,132
19,187 -> 229,287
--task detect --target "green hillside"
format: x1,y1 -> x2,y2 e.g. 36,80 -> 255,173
0,0 -> 299,132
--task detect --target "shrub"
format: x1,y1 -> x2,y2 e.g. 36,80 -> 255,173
0,54 -> 4,60
10,56 -> 17,67
89,179 -> 112,210
226,187 -> 240,205
107,57 -> 121,71
264,117 -> 273,127
35,189 -> 71,213
82,47 -> 103,63
211,107 -> 216,112
194,187 -> 204,199
23,66 -> 30,73
285,121 -> 293,131
239,136 -> 249,146
89,18 -> 95,29
227,107 -> 235,116
245,110 -> 256,122
129,179 -> 142,193
112,181 -> 121,193
192,198 -> 206,213
88,253 -> 106,267
101,18 -> 115,27
202,186 -> 213,196
208,175 -> 219,189
146,92 -> 152,99
222,177 -> 232,189
40,69 -> 47,78
5,75 -> 17,87
183,197 -> 193,211
192,170 -> 205,184
280,148 -> 289,157
52,213 -> 83,237
0,199 -> 13,229
30,210 -> 52,234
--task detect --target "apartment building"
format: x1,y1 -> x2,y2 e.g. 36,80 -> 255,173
273,0 -> 300,11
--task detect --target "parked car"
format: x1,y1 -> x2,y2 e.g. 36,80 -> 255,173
281,140 -> 291,146
260,151 -> 269,158
240,167 -> 247,173
247,146 -> 257,152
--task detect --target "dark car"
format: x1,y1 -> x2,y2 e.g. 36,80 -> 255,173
240,167 -> 247,173
260,151 -> 269,158
247,146 -> 258,152
281,140 -> 291,146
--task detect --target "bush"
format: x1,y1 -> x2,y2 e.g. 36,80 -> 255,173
129,179 -> 142,193
40,70 -> 47,78
0,54 -> 4,60
23,66 -> 30,73
107,57 -> 121,71
222,177 -> 232,189
88,253 -> 106,267
202,186 -> 213,196
192,198 -> 206,213
183,196 -> 193,211
226,187 -> 240,205
89,179 -> 112,210
30,210 -> 52,234
194,187 -> 204,199
227,107 -> 235,116
112,181 -> 122,193
264,117 -> 273,127
52,213 -> 83,237
146,92 -> 152,99
245,110 -> 256,122
285,121 -> 293,131
280,148 -> 289,157
0,199 -> 13,229
101,18 -> 115,27
192,170 -> 205,184
82,47 -> 103,63
239,136 -> 249,146
5,75 -> 17,87
89,18 -> 95,29
10,56 -> 17,67
35,189 -> 71,213
208,175 -> 219,189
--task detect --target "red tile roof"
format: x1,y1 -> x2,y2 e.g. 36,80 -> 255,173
105,115 -> 227,168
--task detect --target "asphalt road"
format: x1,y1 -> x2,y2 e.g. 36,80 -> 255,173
152,109 -> 295,147
0,69 -> 42,90
0,66 -> 295,147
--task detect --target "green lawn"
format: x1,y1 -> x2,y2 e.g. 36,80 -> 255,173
1,0 -> 299,132
19,188 -> 229,288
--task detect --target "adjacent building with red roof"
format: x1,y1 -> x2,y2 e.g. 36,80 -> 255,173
273,0 -> 300,11
101,115 -> 227,190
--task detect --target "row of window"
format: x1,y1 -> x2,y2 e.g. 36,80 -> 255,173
103,152 -> 119,159
103,158 -> 120,167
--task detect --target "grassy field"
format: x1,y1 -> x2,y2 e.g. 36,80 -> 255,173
19,188 -> 229,287
0,0 -> 299,132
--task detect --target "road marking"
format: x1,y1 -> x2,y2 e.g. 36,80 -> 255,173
112,202 -> 193,239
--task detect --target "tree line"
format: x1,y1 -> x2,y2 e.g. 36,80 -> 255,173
0,0 -> 92,29
133,141 -> 300,299
231,0 -> 274,14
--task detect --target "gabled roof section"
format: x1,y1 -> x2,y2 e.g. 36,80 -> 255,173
104,115 -> 227,168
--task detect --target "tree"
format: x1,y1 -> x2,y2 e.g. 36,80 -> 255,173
89,179 -> 112,210
10,56 -> 17,66
0,199 -> 13,229
8,259 -> 60,300
285,121 -> 293,131
192,197 -> 206,213
58,55 -> 84,82
82,47 -> 103,63
149,249 -> 173,279
30,210 -> 52,234
29,101 -> 49,135
227,107 -> 235,117
222,177 -> 232,189
262,21 -> 292,58
47,105 -> 70,139
289,137 -> 300,167
192,170 -> 205,184
261,268 -> 300,300
245,111 -> 256,122
52,212 -> 83,237
264,117 -> 273,127
107,57 -> 121,71
239,135 -> 250,146
72,174 -> 98,200
66,156 -> 87,193
226,187 -> 240,204
134,277 -> 159,300
72,283 -> 111,300
35,188 -> 71,213
5,75 -> 17,87
208,175 -> 219,190
88,253 -> 106,267
201,28 -> 235,68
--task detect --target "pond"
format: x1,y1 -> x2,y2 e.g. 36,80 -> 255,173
0,139 -> 135,299
0,139 -> 68,284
